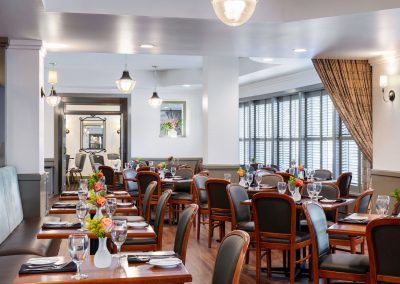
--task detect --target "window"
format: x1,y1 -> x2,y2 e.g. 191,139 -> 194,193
239,89 -> 362,189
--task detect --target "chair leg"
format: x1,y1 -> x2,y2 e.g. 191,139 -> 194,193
350,238 -> 356,254
289,249 -> 296,284
208,219 -> 213,248
169,203 -> 173,225
256,244 -> 261,284
266,249 -> 272,277
197,213 -> 201,240
361,238 -> 366,254
282,250 -> 287,272
245,249 -> 250,264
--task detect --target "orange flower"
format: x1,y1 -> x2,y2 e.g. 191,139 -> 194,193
96,196 -> 107,207
295,179 -> 304,188
97,171 -> 103,178
298,165 -> 304,171
94,182 -> 103,192
100,218 -> 114,233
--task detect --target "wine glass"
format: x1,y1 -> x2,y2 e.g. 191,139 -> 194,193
255,173 -> 262,189
307,183 -> 316,201
78,188 -> 88,202
113,160 -> 119,171
246,173 -> 254,188
277,182 -> 286,194
105,198 -> 117,218
376,195 -> 390,216
310,169 -> 315,180
171,167 -> 177,177
150,166 -> 156,172
245,164 -> 250,172
79,179 -> 88,191
224,173 -> 231,182
68,234 -> 89,280
288,184 -> 296,197
111,220 -> 128,264
76,202 -> 89,231
149,161 -> 154,167
289,167 -> 295,176
314,182 -> 322,201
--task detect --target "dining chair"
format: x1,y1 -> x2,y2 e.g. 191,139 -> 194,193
276,172 -> 295,184
173,204 -> 199,264
211,230 -> 250,284
122,168 -> 139,200
121,189 -> 172,252
169,168 -> 195,225
330,189 -> 374,254
252,192 -> 311,283
205,178 -> 232,248
367,218 -> 400,283
259,174 -> 283,188
137,166 -> 151,172
193,174 -> 209,240
313,169 -> 333,181
302,201 -> 369,283
336,172 -> 353,198
98,166 -> 124,192
69,153 -> 86,183
227,184 -> 255,263
136,171 -> 161,215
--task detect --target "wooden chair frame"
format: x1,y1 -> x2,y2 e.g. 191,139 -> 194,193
252,192 -> 311,284
367,218 -> 400,284
169,168 -> 195,224
122,169 -> 139,205
336,172 -> 353,198
205,178 -> 231,248
177,204 -> 199,264
136,171 -> 162,215
99,165 -> 116,191
302,201 -> 369,284
193,174 -> 210,240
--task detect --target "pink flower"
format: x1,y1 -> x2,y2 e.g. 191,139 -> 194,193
101,218 -> 114,233
94,182 -> 103,192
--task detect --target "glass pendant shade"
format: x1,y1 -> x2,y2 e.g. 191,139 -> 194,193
45,87 -> 61,107
148,91 -> 162,108
116,70 -> 136,94
211,0 -> 257,26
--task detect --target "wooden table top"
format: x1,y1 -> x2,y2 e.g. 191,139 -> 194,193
37,226 -> 156,239
59,193 -> 133,201
246,186 -> 277,194
327,213 -> 382,237
14,255 -> 192,284
49,205 -> 138,215
241,198 -> 354,211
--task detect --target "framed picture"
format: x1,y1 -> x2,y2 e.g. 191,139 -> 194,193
160,101 -> 186,138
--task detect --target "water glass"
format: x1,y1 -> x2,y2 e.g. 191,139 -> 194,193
113,160 -> 119,171
277,182 -> 286,194
79,179 -> 88,191
307,183 -> 316,200
255,173 -> 262,189
171,167 -> 177,177
224,173 -> 232,182
150,166 -> 156,172
314,182 -> 322,199
245,164 -> 250,172
68,234 -> 89,280
310,169 -> 315,180
246,173 -> 254,188
78,189 -> 88,202
376,195 -> 390,216
149,161 -> 154,167
111,220 -> 128,263
105,198 -> 117,218
288,184 -> 296,197
76,202 -> 89,231
289,167 -> 295,176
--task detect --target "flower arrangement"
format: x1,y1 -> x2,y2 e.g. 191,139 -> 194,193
298,164 -> 304,171
390,188 -> 400,203
87,189 -> 106,207
157,162 -> 167,170
289,176 -> 304,188
88,170 -> 103,190
237,167 -> 246,177
85,217 -> 114,238
161,118 -> 181,131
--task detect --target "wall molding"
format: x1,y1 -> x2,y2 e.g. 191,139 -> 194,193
371,169 -> 400,178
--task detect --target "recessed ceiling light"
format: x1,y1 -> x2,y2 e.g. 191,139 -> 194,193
182,84 -> 191,87
249,57 -> 274,63
293,48 -> 307,53
140,43 -> 155,49
44,42 -> 68,50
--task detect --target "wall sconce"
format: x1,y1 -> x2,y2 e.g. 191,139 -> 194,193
380,75 -> 396,102
117,129 -> 121,135
65,129 -> 70,134
41,62 -> 61,107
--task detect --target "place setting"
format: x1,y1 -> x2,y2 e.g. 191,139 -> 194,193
19,257 -> 77,275
126,251 -> 182,268
52,202 -> 77,209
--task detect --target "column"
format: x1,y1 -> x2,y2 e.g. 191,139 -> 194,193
5,39 -> 45,217
202,56 -> 239,178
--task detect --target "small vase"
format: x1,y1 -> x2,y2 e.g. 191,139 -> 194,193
293,187 -> 302,202
239,177 -> 246,187
167,129 -> 178,138
94,206 -> 103,219
94,237 -> 112,268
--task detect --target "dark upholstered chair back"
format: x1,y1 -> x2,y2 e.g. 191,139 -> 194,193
320,184 -> 340,199
194,175 -> 208,204
205,179 -> 231,212
259,174 -> 283,187
173,204 -> 199,263
252,193 -> 295,235
354,190 -> 373,213
367,218 -> 400,281
123,169 -> 138,192
336,172 -> 352,197
75,153 -> 86,170
227,185 -> 251,226
137,166 -> 150,172
212,230 -> 250,284
176,168 -> 194,179
154,190 -> 172,238
98,166 -> 115,187
303,202 -> 330,258
314,169 -> 333,181
142,181 -> 157,222
136,171 -> 160,197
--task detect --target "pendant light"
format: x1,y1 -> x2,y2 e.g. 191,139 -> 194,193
211,0 -> 257,27
116,55 -> 136,94
41,62 -> 61,107
148,66 -> 162,108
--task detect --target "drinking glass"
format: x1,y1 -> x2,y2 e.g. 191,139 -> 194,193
314,182 -> 322,200
149,161 -> 154,167
288,184 -> 296,197
105,198 -> 117,218
79,179 -> 88,191
78,188 -> 88,202
289,167 -> 295,176
68,234 -> 89,280
245,164 -> 250,172
305,169 -> 311,180
150,166 -> 156,172
277,182 -> 286,194
376,195 -> 390,216
307,183 -> 316,200
113,160 -> 119,171
111,220 -> 128,263
171,167 -> 177,177
246,173 -> 254,188
310,169 -> 315,180
224,173 -> 231,182
255,173 -> 262,189
76,202 -> 89,231
124,162 -> 129,169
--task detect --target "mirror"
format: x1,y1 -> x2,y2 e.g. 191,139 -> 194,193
80,115 -> 106,152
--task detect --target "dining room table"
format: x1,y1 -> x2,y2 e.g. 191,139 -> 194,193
327,213 -> 382,237
49,204 -> 138,215
13,255 -> 192,284
59,191 -> 133,201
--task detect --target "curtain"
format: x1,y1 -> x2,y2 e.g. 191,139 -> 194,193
312,59 -> 373,163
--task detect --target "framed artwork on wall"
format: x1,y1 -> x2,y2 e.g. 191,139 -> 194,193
160,101 -> 186,138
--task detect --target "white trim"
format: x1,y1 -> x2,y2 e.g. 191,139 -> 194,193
7,39 -> 42,50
